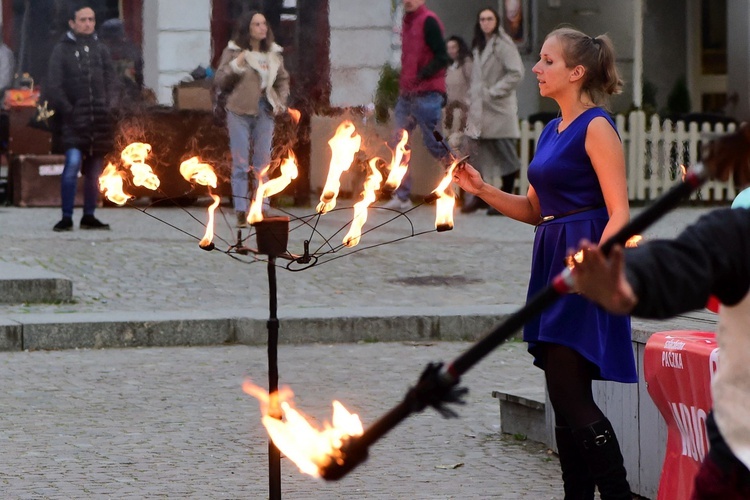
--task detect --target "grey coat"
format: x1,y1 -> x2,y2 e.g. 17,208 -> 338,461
467,32 -> 524,139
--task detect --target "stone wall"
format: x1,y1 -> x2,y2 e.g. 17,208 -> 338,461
143,0 -> 212,105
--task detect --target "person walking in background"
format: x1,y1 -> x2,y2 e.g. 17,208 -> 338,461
570,208 -> 750,499
215,10 -> 290,228
47,4 -> 117,232
454,27 -> 633,499
443,35 -> 472,157
463,7 -> 523,215
99,18 -> 143,107
381,0 -> 450,212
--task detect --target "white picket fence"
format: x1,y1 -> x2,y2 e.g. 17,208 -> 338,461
517,111 -> 738,203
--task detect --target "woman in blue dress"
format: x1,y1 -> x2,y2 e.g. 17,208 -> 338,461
454,27 -> 634,499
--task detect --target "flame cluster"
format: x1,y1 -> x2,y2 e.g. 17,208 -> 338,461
101,112 -> 463,250
319,121 -> 458,247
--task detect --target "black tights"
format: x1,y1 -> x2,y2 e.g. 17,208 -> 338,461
540,343 -> 606,428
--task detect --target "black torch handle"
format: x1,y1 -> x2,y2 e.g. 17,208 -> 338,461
447,164 -> 707,379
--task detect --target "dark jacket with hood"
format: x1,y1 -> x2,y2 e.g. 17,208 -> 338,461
46,30 -> 118,155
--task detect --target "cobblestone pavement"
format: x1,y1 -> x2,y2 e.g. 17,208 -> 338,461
0,202 -> 719,498
0,341 -> 562,499
0,203 -> 713,317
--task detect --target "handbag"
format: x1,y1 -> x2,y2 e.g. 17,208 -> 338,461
3,73 -> 39,108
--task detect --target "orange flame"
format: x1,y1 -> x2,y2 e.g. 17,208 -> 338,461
179,156 -> 218,188
679,165 -> 687,181
248,152 -> 299,225
243,380 -> 364,478
567,235 -> 642,268
343,158 -> 383,247
431,159 -> 459,231
625,235 -> 642,248
177,157 -> 220,247
121,142 -> 159,190
129,163 -> 160,190
383,130 -> 410,190
566,249 -> 585,269
317,121 -> 362,214
98,162 -> 131,205
199,193 -> 221,249
121,142 -> 151,165
288,108 -> 301,124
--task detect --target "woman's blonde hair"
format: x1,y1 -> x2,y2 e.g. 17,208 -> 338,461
547,27 -> 623,107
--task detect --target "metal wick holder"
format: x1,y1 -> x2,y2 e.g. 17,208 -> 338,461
253,216 -> 290,257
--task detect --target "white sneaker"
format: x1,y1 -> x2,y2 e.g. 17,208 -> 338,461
381,196 -> 413,212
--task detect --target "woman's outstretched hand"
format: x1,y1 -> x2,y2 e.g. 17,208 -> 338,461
452,162 -> 485,195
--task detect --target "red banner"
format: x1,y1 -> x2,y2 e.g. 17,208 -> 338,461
644,331 -> 719,500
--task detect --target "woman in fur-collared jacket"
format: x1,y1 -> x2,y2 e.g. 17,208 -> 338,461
215,10 -> 290,228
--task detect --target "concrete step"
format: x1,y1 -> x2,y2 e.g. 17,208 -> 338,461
0,304 -> 520,352
492,388 -> 547,445
0,263 -> 73,304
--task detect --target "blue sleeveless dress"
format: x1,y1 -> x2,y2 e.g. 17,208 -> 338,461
524,107 -> 637,383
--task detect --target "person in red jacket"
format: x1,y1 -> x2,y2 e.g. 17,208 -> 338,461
382,0 -> 450,212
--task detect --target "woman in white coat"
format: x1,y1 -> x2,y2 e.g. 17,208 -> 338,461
464,7 -> 524,215
215,11 -> 290,228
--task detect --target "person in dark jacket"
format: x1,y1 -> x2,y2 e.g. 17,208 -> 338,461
47,5 -> 118,232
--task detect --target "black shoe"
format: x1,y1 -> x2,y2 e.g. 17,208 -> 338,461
487,207 -> 503,216
53,217 -> 73,232
80,215 -> 110,230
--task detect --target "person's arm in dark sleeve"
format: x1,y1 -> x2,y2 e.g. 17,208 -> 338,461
627,208 -> 750,318
417,17 -> 450,80
46,45 -> 74,116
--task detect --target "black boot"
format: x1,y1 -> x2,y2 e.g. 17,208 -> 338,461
572,419 -> 632,500
555,426 -> 595,500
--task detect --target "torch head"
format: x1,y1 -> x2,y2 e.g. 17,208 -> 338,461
318,435 -> 370,481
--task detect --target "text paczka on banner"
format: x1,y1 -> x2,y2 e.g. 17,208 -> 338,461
644,331 -> 718,500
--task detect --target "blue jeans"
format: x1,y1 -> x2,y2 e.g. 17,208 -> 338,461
227,102 -> 274,213
61,148 -> 104,219
390,92 -> 447,200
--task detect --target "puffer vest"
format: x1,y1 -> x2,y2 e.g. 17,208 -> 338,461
399,5 -> 446,95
